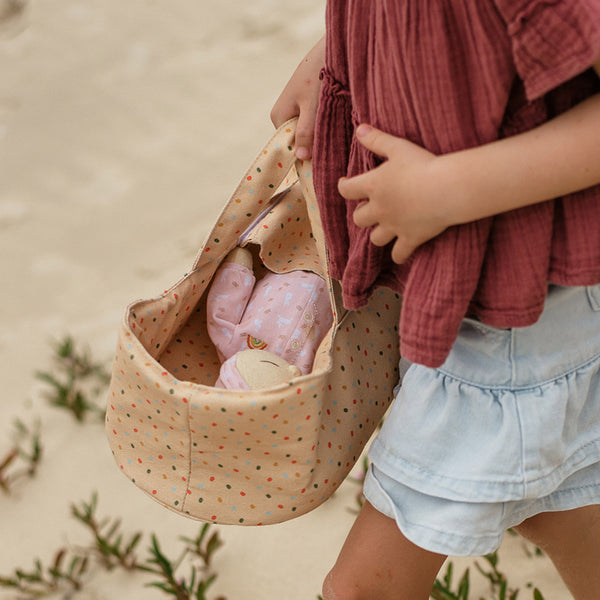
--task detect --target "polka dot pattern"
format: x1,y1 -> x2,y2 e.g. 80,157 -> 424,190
105,120 -> 402,525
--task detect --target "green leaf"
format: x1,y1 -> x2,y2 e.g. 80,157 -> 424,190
148,535 -> 174,579
147,581 -> 176,594
205,533 -> 223,567
457,568 -> 470,600
126,532 -> 143,555
444,561 -> 453,588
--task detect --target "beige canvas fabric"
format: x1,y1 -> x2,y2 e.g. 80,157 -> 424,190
105,120 -> 401,526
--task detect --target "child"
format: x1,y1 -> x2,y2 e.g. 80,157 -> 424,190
272,2 -> 600,599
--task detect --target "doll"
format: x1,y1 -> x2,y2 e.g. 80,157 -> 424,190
215,348 -> 303,389
207,247 -> 333,388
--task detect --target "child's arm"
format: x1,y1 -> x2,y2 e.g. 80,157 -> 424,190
343,60 -> 600,265
270,35 -> 325,160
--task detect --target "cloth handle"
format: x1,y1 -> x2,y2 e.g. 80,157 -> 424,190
191,119 -> 298,272
189,119 -> 344,327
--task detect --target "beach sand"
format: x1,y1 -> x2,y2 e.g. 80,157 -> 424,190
0,1 -> 574,598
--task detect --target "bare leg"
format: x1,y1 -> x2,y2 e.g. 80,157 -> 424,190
513,505 -> 600,600
322,501 -> 446,600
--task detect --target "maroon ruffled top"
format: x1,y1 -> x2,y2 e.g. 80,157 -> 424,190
313,0 -> 600,367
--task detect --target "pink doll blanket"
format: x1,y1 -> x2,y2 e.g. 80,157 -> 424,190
206,262 -> 333,376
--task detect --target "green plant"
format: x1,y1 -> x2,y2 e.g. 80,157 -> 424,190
0,419 -> 42,494
71,493 -> 142,571
475,552 -> 545,600
0,548 -> 89,599
431,560 -> 471,600
36,336 -> 110,423
431,551 -> 546,600
475,552 -> 518,600
0,493 -> 227,600
180,524 -> 224,570
142,533 -> 225,600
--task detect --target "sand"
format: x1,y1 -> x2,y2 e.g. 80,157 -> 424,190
0,1 -> 574,598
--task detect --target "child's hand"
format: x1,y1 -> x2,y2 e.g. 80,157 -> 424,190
270,35 -> 325,160
339,124 -> 455,264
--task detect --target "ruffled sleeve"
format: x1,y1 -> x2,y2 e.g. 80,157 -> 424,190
494,0 -> 600,99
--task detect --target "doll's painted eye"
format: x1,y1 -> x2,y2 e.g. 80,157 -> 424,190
247,336 -> 268,350
259,360 -> 280,367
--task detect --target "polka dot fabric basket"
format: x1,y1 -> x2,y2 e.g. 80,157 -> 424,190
106,119 -> 401,526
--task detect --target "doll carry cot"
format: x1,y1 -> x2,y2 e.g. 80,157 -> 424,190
105,120 -> 401,525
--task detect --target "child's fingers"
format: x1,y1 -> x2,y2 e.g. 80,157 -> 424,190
391,237 -> 414,265
355,124 -> 396,158
352,200 -> 378,228
369,225 -> 396,247
295,106 -> 318,160
271,100 -> 316,160
270,96 -> 298,128
337,173 -> 372,201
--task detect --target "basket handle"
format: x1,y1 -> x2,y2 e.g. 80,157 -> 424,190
191,119 -> 299,272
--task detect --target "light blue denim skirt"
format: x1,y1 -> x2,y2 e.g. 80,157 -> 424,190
363,284 -> 600,556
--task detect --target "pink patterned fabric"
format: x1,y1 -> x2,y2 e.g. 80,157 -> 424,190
206,263 -> 333,375
215,355 -> 251,389
313,0 -> 600,367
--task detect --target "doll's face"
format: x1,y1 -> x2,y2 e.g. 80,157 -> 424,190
235,349 -> 302,389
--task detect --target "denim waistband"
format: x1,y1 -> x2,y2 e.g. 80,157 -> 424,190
437,285 -> 600,390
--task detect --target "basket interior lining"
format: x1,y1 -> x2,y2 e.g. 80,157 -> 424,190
134,182 -> 334,385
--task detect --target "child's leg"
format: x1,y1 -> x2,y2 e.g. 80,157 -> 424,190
514,505 -> 600,600
322,501 -> 446,600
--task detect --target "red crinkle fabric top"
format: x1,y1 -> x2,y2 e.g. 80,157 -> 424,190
313,0 -> 600,368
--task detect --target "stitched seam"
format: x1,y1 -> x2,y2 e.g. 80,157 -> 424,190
181,388 -> 195,513
438,350 -> 600,392
372,433 -> 600,494
507,481 -> 600,530
365,468 -> 504,547
587,285 -> 600,312
510,327 -> 516,388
